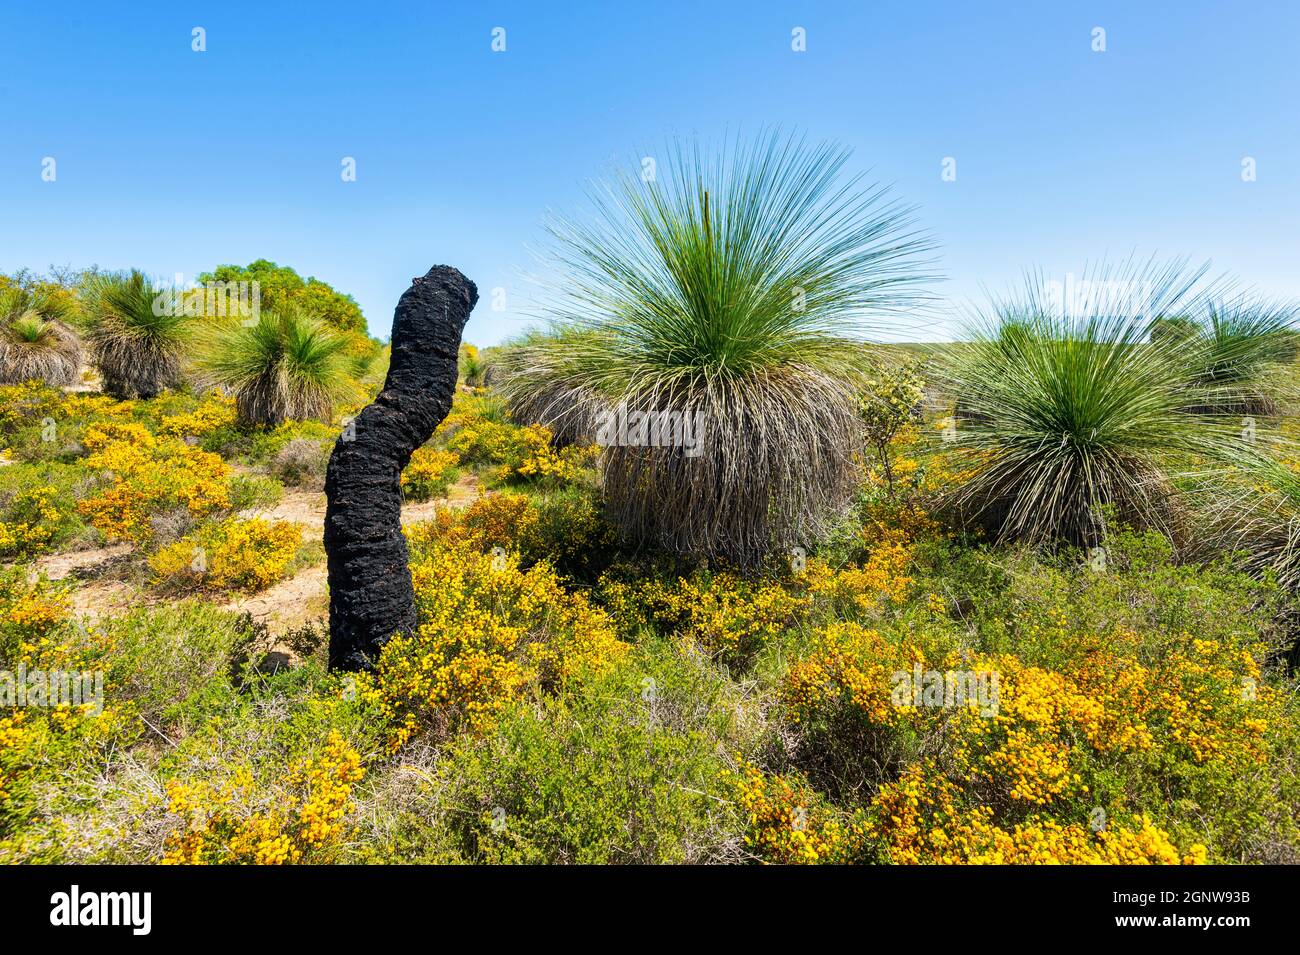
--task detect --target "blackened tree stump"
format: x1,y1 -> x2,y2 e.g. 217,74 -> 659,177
325,265 -> 478,671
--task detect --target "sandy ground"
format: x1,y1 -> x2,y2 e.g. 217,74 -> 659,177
9,376 -> 488,651
23,473 -> 482,643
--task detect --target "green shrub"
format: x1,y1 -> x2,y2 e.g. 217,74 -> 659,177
0,462 -> 89,558
227,474 -> 284,512
367,642 -> 751,863
100,603 -> 248,727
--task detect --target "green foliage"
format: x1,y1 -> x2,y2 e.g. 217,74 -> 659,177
3,290 -> 1299,867
82,271 -> 191,399
858,356 -> 925,498
0,381 -> 62,447
522,488 -> 619,580
407,486 -> 620,583
1182,297 -> 1298,414
227,473 -> 285,512
198,260 -> 367,335
0,286 -> 83,388
0,268 -> 84,328
931,525 -> 1292,668
194,307 -> 361,427
1191,453 -> 1300,601
100,603 -> 247,725
375,643 -> 747,864
909,528 -> 1300,862
246,419 -> 338,464
458,343 -> 484,387
939,261 -> 1256,546
500,131 -> 935,565
0,462 -> 89,558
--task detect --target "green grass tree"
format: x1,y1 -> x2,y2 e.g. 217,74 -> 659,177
0,287 -> 82,386
82,271 -> 191,399
195,306 -> 361,427
937,260 -> 1261,547
499,132 -> 935,565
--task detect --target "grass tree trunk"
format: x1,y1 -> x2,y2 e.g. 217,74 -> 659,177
325,266 -> 477,671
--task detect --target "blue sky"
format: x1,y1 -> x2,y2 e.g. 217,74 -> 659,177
2,1 -> 1296,343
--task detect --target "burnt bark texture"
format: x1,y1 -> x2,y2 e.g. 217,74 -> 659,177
325,266 -> 478,671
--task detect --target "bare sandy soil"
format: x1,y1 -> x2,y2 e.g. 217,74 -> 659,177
23,473 -> 482,645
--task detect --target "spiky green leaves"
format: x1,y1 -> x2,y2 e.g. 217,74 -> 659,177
501,132 -> 935,564
1182,298 -> 1299,414
195,307 -> 361,427
83,271 -> 192,399
0,286 -> 83,387
939,261 -> 1290,546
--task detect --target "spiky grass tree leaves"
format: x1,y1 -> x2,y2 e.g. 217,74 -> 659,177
938,260 -> 1272,547
195,307 -> 361,428
1182,297 -> 1299,415
500,132 -> 936,566
83,270 -> 190,399
1195,455 -> 1300,593
0,288 -> 82,386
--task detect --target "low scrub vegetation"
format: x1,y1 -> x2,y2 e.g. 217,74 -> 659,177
2,150 -> 1299,865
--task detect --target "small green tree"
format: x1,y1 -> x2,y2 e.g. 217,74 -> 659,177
857,357 -> 924,499
198,260 -> 367,334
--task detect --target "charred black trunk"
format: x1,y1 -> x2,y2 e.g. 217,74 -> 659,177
325,266 -> 478,671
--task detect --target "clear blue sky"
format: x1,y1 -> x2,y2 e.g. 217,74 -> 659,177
2,1 -> 1296,343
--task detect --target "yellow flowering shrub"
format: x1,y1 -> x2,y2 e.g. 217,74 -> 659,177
677,574 -> 809,665
733,764 -> 868,864
157,392 -> 236,439
0,382 -> 62,444
0,570 -> 125,849
443,415 -> 519,464
57,393 -> 136,422
0,485 -> 76,559
81,420 -> 156,453
780,609 -> 1276,863
0,713 -> 28,812
161,732 -> 366,865
852,414 -> 970,551
149,517 -> 301,593
507,425 -> 599,485
797,542 -> 914,615
0,569 -> 69,659
869,767 -> 1206,864
406,492 -> 536,554
783,622 -> 940,727
407,490 -> 619,581
78,437 -> 231,544
435,390 -> 500,433
401,446 -> 460,501
440,413 -> 596,487
597,570 -> 809,666
356,541 -> 628,750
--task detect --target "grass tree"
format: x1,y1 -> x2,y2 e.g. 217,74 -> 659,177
83,270 -> 191,398
1195,454 -> 1300,591
499,132 -> 935,565
0,287 -> 82,386
937,260 -> 1259,547
195,306 -> 361,427
1182,297 -> 1298,415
